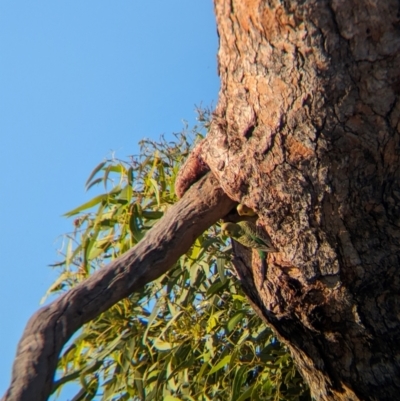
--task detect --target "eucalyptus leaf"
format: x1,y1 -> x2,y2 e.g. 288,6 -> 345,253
208,355 -> 231,375
85,161 -> 106,189
63,194 -> 108,217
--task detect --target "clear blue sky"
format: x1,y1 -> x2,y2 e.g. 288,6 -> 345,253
0,1 -> 219,398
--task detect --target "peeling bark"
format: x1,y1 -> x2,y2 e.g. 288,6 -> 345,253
2,174 -> 235,401
178,1 -> 400,400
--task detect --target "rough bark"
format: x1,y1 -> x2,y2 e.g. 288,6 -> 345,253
2,174 -> 235,401
178,1 -> 400,400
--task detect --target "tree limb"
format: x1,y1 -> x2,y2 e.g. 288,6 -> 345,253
3,173 -> 235,401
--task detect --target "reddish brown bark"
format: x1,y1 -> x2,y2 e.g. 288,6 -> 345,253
178,0 -> 400,400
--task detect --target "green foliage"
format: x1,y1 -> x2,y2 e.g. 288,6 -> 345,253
48,117 -> 310,401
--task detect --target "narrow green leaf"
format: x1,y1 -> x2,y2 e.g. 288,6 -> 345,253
85,161 -> 106,189
206,310 -> 224,333
129,205 -> 143,243
48,261 -> 66,267
119,185 -> 133,202
231,366 -> 248,401
65,237 -> 73,268
86,177 -> 103,191
235,384 -> 254,401
141,210 -> 163,219
40,271 -> 71,304
157,311 -> 183,341
87,245 -> 105,261
237,328 -> 250,345
63,194 -> 108,217
163,396 -> 182,401
157,162 -> 166,192
85,227 -> 101,262
153,339 -> 174,351
103,164 -> 113,189
208,355 -> 231,375
142,298 -> 163,344
104,164 -> 127,174
217,256 -> 226,283
206,279 -> 228,296
196,358 -> 210,383
133,370 -> 145,400
149,178 -> 160,206
189,263 -> 201,287
226,312 -> 245,333
232,294 -> 246,302
127,166 -> 134,186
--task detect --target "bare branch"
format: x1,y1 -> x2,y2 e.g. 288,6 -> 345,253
3,173 -> 235,401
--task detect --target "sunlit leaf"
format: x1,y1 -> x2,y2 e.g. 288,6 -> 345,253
149,178 -> 160,207
217,256 -> 226,283
164,396 -> 182,401
153,339 -> 174,351
226,312 -> 245,333
208,355 -> 231,375
142,298 -> 163,345
63,194 -> 108,217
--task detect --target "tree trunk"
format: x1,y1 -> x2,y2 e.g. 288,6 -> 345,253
179,0 -> 400,399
